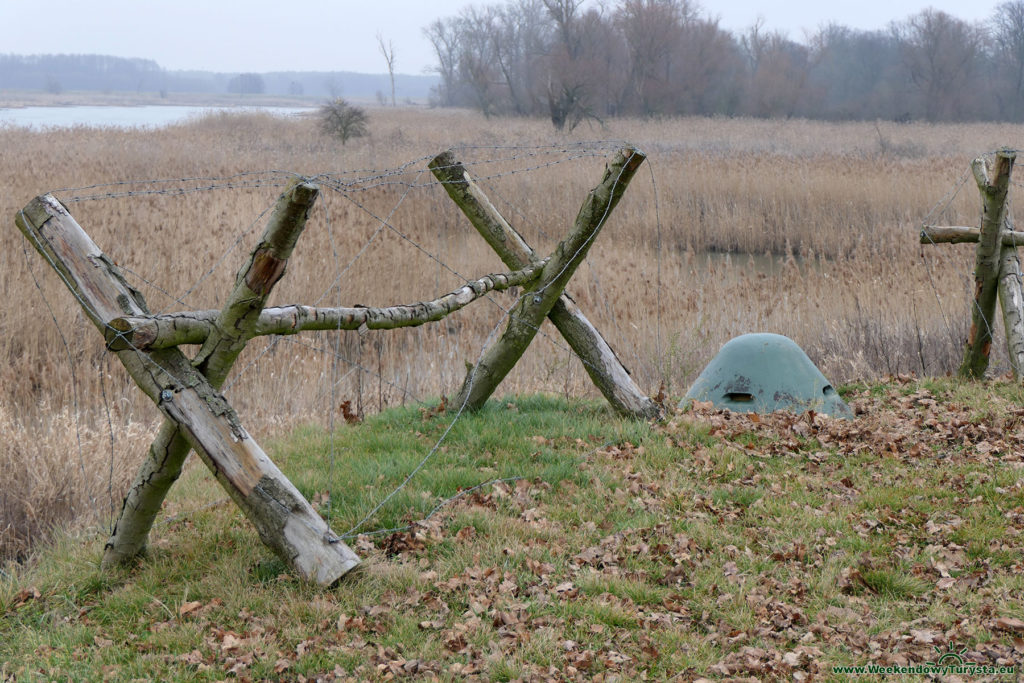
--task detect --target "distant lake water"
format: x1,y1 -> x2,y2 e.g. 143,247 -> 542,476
0,105 -> 314,129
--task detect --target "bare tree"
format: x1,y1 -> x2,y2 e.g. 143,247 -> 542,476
542,0 -> 586,58
458,6 -> 504,117
808,25 -> 904,120
493,0 -> 550,115
672,18 -> 745,115
895,9 -> 985,121
423,0 -> 1011,123
426,8 -> 514,115
541,0 -> 605,130
377,32 -> 397,107
424,18 -> 461,107
615,0 -> 691,115
741,22 -> 813,117
227,73 -> 265,95
993,1 -> 1024,119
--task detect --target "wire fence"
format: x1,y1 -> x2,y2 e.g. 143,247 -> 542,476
8,140 -> 1013,565
15,142 -> 663,555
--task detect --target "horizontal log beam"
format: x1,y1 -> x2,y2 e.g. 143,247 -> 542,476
921,225 -> 1024,246
105,261 -> 547,351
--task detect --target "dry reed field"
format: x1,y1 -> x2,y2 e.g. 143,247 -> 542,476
2,107 -> 1023,565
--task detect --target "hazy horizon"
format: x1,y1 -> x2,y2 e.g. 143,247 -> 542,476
0,0 -> 1003,77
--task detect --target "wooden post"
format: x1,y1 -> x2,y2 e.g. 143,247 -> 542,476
17,193 -> 359,585
194,179 -> 319,388
102,179 -> 320,570
998,240 -> 1024,377
959,150 -> 1015,379
429,150 -> 660,419
441,147 -> 649,412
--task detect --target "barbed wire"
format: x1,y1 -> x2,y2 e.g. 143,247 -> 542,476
19,239 -> 94,516
468,170 -> 653,384
19,142 -> 661,557
340,281 -> 525,539
320,185 -> 344,528
57,172 -> 297,202
28,136 -> 1014,565
917,160 -> 974,355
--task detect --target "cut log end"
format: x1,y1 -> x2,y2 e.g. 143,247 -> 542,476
284,517 -> 361,585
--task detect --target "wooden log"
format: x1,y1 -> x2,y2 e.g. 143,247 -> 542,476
194,179 -> 319,388
429,150 -> 660,419
998,217 -> 1024,379
16,193 -> 359,585
106,261 -> 547,350
102,179 -> 320,569
920,225 -> 1024,246
429,151 -> 539,268
447,147 -> 648,412
960,150 -> 1016,379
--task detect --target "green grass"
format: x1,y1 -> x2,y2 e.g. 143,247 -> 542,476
3,381 -> 1024,680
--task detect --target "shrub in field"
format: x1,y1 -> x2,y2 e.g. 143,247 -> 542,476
318,98 -> 368,144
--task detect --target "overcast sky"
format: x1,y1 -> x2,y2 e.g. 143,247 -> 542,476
0,1 -> 1003,75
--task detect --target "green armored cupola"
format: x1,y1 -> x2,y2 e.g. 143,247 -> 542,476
681,333 -> 853,418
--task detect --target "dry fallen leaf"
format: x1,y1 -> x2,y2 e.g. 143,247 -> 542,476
910,629 -> 937,644
13,586 -> 40,609
994,617 -> 1024,633
178,600 -> 202,617
552,581 -> 577,599
221,633 -> 243,653
296,638 -> 316,656
418,620 -> 445,630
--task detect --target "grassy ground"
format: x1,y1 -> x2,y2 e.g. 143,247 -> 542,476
2,378 -> 1023,681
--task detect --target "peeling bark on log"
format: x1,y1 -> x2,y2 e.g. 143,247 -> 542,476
101,179 -> 320,570
16,192 -> 359,584
960,151 -> 1016,379
429,150 -> 659,419
444,147 -> 648,412
921,225 -> 1024,246
106,261 -> 547,350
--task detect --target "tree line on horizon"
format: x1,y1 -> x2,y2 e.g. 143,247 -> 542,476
425,0 -> 1024,128
0,54 -> 435,101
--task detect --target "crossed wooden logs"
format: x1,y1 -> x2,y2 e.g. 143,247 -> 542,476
920,149 -> 1024,380
14,147 -> 656,584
